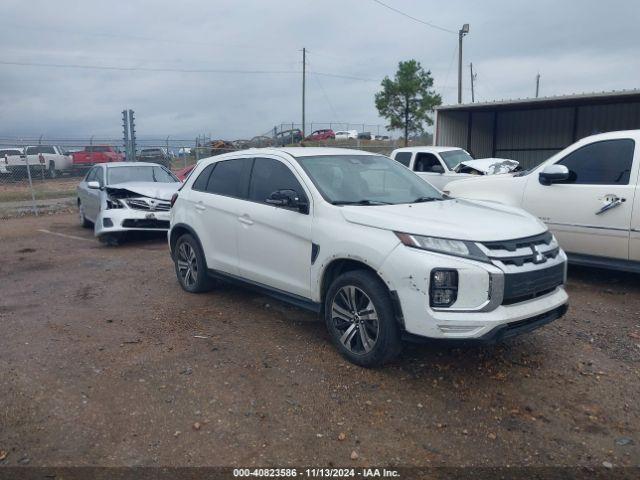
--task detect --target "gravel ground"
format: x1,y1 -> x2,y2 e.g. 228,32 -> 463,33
0,213 -> 638,468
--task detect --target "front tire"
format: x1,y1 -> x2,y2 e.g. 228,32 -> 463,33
174,234 -> 214,293
324,270 -> 401,368
78,201 -> 92,228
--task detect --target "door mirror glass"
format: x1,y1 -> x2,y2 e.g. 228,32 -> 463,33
266,189 -> 308,213
87,180 -> 101,189
539,164 -> 569,185
430,164 -> 445,174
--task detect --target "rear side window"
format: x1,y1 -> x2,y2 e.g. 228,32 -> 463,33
249,157 -> 305,203
40,146 -> 56,154
557,139 -> 635,185
26,146 -> 38,155
394,152 -> 412,167
192,164 -> 214,191
205,158 -> 250,198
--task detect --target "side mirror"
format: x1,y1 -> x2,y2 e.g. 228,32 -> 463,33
266,189 -> 309,214
430,164 -> 445,174
87,180 -> 101,190
539,164 -> 569,186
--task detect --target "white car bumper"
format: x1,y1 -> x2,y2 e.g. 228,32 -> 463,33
380,245 -> 569,340
95,207 -> 170,237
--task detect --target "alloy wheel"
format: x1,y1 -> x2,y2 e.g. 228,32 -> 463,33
331,285 -> 379,355
177,242 -> 198,288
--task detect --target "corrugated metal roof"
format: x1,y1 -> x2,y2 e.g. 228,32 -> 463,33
436,89 -> 640,112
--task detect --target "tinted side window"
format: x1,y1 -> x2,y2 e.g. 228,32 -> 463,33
41,146 -> 56,154
414,153 -> 441,172
394,152 -> 412,167
205,158 -> 249,198
249,157 -> 305,203
192,164 -> 214,191
557,139 -> 635,185
26,146 -> 38,155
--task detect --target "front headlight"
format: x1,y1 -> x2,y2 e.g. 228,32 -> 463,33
106,196 -> 123,209
395,232 -> 489,263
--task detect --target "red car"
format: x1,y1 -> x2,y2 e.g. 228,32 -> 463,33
174,163 -> 196,182
305,129 -> 335,141
72,145 -> 124,172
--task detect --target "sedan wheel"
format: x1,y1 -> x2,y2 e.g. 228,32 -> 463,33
331,285 -> 380,355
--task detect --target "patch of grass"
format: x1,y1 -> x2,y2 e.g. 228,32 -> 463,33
0,189 -> 76,203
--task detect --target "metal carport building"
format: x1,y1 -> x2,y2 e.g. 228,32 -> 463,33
434,89 -> 640,169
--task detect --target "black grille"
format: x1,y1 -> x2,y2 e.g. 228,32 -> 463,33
482,231 -> 552,252
502,263 -> 565,305
122,219 -> 170,229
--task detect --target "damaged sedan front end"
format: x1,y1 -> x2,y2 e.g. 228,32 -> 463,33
96,182 -> 179,238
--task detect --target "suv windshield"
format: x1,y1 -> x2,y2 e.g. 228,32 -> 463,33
296,154 -> 444,205
439,149 -> 474,170
107,166 -> 178,185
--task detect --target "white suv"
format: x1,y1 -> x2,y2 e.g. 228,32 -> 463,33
169,148 -> 568,367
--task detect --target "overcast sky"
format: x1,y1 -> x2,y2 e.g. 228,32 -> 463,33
1,0 -> 639,141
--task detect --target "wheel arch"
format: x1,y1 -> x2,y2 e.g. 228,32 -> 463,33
169,223 -> 206,263
319,258 -> 404,326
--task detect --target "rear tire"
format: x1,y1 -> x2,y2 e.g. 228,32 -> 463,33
174,233 -> 214,293
324,270 -> 401,368
48,162 -> 58,178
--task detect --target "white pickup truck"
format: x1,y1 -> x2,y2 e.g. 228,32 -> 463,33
390,146 -> 519,190
446,130 -> 640,273
4,145 -> 72,178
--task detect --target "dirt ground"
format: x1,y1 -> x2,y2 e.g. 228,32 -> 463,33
0,212 -> 638,468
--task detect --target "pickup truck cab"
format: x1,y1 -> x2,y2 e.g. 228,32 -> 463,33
446,130 -> 640,272
169,147 -> 568,367
5,145 -> 72,178
72,146 -> 124,171
391,146 -> 519,190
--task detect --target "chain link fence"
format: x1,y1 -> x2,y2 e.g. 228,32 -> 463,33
0,131 -> 427,220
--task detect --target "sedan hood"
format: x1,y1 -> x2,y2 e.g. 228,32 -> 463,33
340,199 -> 546,242
106,182 -> 180,200
455,158 -> 519,175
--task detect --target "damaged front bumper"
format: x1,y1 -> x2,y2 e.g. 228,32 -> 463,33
95,196 -> 171,237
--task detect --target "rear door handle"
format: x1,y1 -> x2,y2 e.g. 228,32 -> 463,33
238,215 -> 254,225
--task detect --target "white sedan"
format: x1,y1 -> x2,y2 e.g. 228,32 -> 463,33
77,162 -> 181,244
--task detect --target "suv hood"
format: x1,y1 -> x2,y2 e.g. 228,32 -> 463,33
106,182 -> 180,200
340,199 -> 546,242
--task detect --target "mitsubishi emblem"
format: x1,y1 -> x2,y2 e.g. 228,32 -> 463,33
531,245 -> 546,264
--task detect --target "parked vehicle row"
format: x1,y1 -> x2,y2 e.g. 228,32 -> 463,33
77,130 -> 640,367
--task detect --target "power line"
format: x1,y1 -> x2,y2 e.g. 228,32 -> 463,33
370,0 -> 455,34
0,59 -> 377,81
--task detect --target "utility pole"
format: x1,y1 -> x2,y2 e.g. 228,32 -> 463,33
302,47 -> 306,137
535,73 -> 541,98
122,110 -> 130,161
470,63 -> 476,103
457,23 -> 470,104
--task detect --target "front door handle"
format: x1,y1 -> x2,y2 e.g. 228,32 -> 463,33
194,202 -> 206,211
596,195 -> 625,215
238,215 -> 254,226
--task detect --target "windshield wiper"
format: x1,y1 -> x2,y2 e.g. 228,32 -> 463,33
331,200 -> 392,206
413,196 -> 443,203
